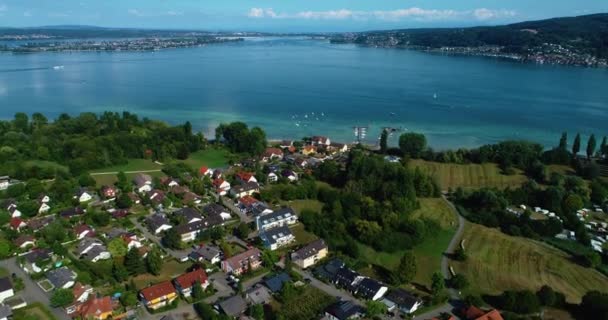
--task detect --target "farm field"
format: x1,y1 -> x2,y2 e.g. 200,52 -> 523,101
410,159 -> 527,190
452,222 -> 608,303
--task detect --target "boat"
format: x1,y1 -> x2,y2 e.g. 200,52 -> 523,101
53,65 -> 65,70
389,112 -> 396,116
433,93 -> 438,99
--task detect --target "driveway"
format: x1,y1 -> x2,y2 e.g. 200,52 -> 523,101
292,267 -> 364,307
221,196 -> 253,223
0,257 -> 69,320
130,217 -> 191,260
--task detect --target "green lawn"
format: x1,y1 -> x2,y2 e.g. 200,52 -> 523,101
13,302 -> 57,320
132,259 -> 188,288
411,198 -> 458,229
89,158 -> 162,174
24,160 -> 69,174
177,148 -> 231,169
283,199 -> 324,214
291,224 -> 319,245
91,171 -> 166,187
410,159 -> 527,190
452,222 -> 608,303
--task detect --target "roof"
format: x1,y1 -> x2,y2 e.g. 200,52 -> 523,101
204,203 -> 229,216
385,289 -> 421,309
76,238 -> 103,255
264,147 -> 283,157
335,268 -> 361,290
465,306 -> 504,320
257,208 -> 296,227
0,277 -> 12,292
0,304 -> 12,319
474,309 -> 504,320
231,181 -> 259,194
236,172 -> 255,182
22,248 -> 51,264
213,178 -> 228,187
264,272 -> 291,293
238,195 -> 259,207
73,282 -> 92,300
174,268 -> 208,289
325,301 -> 364,320
27,215 -> 54,230
174,221 -> 203,235
74,224 -> 93,235
79,296 -> 113,317
199,166 -> 210,174
60,207 -> 84,218
196,245 -> 221,260
315,258 -> 345,280
83,245 -> 109,261
219,295 -> 247,317
14,235 -> 35,247
246,285 -> 271,305
465,306 -> 486,319
293,239 -> 327,261
140,281 -> 176,301
174,208 -> 202,222
356,278 -> 385,300
223,247 -> 261,271
312,136 -> 329,143
9,217 -> 25,229
47,267 -> 76,288
260,225 -> 293,247
146,214 -> 170,231
133,173 -> 152,186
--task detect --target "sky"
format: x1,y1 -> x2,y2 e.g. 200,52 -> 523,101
0,0 -> 607,32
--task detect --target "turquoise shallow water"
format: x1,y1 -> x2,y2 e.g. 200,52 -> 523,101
0,37 -> 607,149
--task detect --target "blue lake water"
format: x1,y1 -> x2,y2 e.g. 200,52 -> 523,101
1,37 -> 607,149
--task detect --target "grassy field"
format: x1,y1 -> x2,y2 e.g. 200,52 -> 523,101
283,199 -> 324,214
291,224 -> 319,245
452,222 -> 608,303
177,148 -> 231,169
89,158 -> 162,174
91,171 -> 166,187
24,160 -> 69,174
410,159 -> 527,190
357,198 -> 457,290
132,259 -> 187,288
13,302 -> 57,320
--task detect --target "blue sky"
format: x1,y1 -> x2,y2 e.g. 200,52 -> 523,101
0,0 -> 606,32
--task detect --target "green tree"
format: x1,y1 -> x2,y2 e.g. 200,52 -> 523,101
0,239 -> 12,259
558,132 -> 568,149
116,192 -> 133,209
146,248 -> 163,275
562,194 -> 584,215
107,238 -> 128,257
395,251 -> 417,284
537,285 -> 556,306
572,133 -> 581,156
78,173 -> 96,188
120,291 -> 138,307
431,272 -> 445,295
399,132 -> 427,158
380,129 -> 389,154
50,288 -> 74,307
235,222 -> 251,239
162,228 -> 182,250
13,112 -> 29,133
248,304 -> 265,320
192,280 -> 205,301
587,134 -> 597,158
112,261 -> 129,282
124,247 -> 146,275
601,136 -> 608,156
366,300 -> 387,317
580,291 -> 608,319
450,274 -> 469,290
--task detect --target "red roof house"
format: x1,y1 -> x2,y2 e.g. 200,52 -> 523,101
173,268 -> 209,297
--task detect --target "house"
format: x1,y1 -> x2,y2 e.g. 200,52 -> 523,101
312,136 -> 331,146
76,238 -> 103,256
123,234 -> 143,250
291,239 -> 328,269
256,207 -> 298,231
73,296 -> 114,320
324,301 -> 364,320
101,186 -> 117,199
77,238 -> 111,262
235,172 -> 258,184
14,235 -> 35,249
146,214 -> 173,234
199,166 -> 213,177
175,222 -> 204,243
134,173 -> 153,193
221,247 -> 262,275
20,249 -> 53,274
267,172 -> 278,183
147,190 -> 166,205
314,259 -> 345,282
263,272 -> 291,293
279,140 -> 293,149
74,189 -> 93,203
212,169 -> 223,180
334,268 -> 364,292
213,179 -> 231,196
173,268 -> 209,298
281,170 -> 298,182
8,206 -> 21,218
463,306 -> 504,320
203,203 -> 232,221
73,282 -> 94,303
127,192 -> 141,205
259,226 -> 295,251
0,304 -> 12,320
0,278 -> 14,303
262,148 -> 284,162
190,245 -> 222,264
161,177 -> 180,188
38,194 -> 50,203
174,208 -> 203,224
330,142 -> 348,153
28,215 -> 54,231
245,285 -> 271,305
0,177 -> 9,191
111,209 -> 130,219
230,182 -> 260,198
60,207 -> 85,219
294,158 -> 308,169
47,267 -> 77,289
302,145 -> 317,156
219,295 -> 247,317
381,289 -> 422,314
9,218 -> 26,231
38,202 -> 51,214
74,224 -> 95,240
355,278 -> 388,301
237,196 -> 261,214
182,192 -> 202,205
139,281 -> 178,310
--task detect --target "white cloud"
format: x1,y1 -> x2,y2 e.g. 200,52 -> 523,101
247,7 -> 517,22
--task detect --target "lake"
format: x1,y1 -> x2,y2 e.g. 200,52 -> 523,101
1,37 -> 607,149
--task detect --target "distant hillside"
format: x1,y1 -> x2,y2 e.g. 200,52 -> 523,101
331,13 -> 608,65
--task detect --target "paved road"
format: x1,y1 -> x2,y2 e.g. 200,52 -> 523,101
292,267 -> 364,307
0,257 -> 69,320
440,195 -> 466,300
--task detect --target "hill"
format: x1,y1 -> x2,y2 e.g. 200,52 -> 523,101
331,13 -> 608,66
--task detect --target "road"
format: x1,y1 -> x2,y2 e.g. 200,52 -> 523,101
292,267 -> 364,307
130,217 -> 191,260
0,257 -> 69,320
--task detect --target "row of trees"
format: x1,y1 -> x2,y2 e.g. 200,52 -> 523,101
215,122 -> 267,156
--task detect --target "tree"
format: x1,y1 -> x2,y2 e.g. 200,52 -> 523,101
601,136 -> 608,156
124,248 -> 146,275
453,248 -> 467,261
0,239 -> 11,259
108,238 -> 128,257
50,288 -> 74,307
112,262 -> 129,282
579,291 -> 608,319
248,304 -> 265,320
219,241 -> 232,258
366,300 -> 387,317
146,248 -> 163,275
572,133 -> 581,156
431,272 -> 445,295
587,134 -> 597,158
120,292 -> 138,307
116,193 -> 133,209
162,228 -> 182,250
558,132 -> 568,149
399,133 -> 427,158
450,274 -> 469,290
380,129 -> 389,154
562,194 -> 583,215
235,222 -> 251,239
13,112 -> 29,133
78,173 -> 96,188
537,285 -> 556,306
395,251 -> 416,284
192,280 -> 205,301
